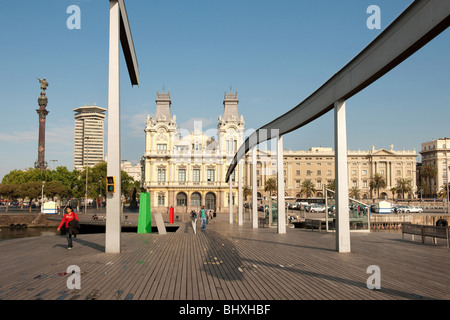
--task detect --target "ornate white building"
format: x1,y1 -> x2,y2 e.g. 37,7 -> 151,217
142,91 -> 245,214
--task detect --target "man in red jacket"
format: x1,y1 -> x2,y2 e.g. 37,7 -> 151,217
57,206 -> 79,249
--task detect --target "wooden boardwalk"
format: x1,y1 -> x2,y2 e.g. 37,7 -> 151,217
0,214 -> 449,302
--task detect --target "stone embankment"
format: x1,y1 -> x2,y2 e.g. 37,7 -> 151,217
0,213 -> 60,228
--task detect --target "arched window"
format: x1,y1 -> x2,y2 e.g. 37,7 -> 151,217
205,192 -> 216,210
176,192 -> 187,206
191,192 -> 201,207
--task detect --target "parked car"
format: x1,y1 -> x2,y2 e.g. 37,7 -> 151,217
309,205 -> 326,213
401,206 -> 423,213
287,202 -> 297,210
393,205 -> 408,213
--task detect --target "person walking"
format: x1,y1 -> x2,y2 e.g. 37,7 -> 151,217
200,205 -> 207,231
191,210 -> 197,234
57,206 -> 79,249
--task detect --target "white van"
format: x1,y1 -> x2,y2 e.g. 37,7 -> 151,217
42,201 -> 58,215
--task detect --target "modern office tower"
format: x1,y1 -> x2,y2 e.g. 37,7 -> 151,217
73,105 -> 107,171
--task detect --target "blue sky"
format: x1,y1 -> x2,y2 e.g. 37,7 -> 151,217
0,0 -> 449,181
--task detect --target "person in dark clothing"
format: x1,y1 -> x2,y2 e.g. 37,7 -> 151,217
57,206 -> 79,249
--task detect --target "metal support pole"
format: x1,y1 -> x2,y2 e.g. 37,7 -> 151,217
252,147 -> 258,229
334,100 -> 351,252
277,134 -> 286,234
105,0 -> 121,253
238,161 -> 243,226
324,185 -> 329,232
229,177 -> 233,224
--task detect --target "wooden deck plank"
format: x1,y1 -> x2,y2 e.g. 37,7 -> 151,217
136,233 -> 179,300
1,215 -> 449,301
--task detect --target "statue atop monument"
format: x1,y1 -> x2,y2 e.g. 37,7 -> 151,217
37,77 -> 49,95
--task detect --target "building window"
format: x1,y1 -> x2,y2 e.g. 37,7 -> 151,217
307,170 -> 312,176
176,192 -> 187,206
296,170 -> 300,176
158,168 -> 166,182
192,169 -> 200,182
207,169 -> 215,182
362,170 -> 367,176
157,144 -> 167,150
191,192 -> 201,206
178,169 -> 186,182
227,139 -> 237,153
296,180 -> 301,188
317,170 -> 321,176
158,193 -> 165,206
327,170 -> 332,176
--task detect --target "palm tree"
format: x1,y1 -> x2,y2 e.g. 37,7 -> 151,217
300,179 -> 317,198
326,179 -> 335,192
349,186 -> 361,200
438,183 -> 450,199
243,185 -> 252,201
396,178 -> 412,199
390,186 -> 398,202
369,173 -> 386,199
420,164 -> 437,197
264,178 -> 277,225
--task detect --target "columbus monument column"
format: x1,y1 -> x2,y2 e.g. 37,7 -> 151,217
35,77 -> 49,170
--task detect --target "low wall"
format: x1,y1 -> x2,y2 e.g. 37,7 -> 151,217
0,214 -> 60,228
370,214 -> 449,226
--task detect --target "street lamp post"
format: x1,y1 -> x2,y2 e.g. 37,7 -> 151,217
41,181 -> 45,212
445,139 -> 449,214
85,136 -> 91,215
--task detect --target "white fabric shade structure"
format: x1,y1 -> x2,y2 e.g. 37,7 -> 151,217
224,0 -> 450,252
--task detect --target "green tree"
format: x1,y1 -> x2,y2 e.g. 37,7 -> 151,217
0,184 -> 18,213
390,186 -> 398,201
369,173 -> 386,199
45,180 -> 69,200
326,179 -> 335,192
396,178 -> 412,199
420,164 -> 437,197
438,183 -> 450,199
349,186 -> 361,200
15,182 -> 42,212
264,178 -> 277,225
300,179 -> 317,198
243,185 -> 252,201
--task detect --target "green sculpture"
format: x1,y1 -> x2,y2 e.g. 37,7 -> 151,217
137,192 -> 151,233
